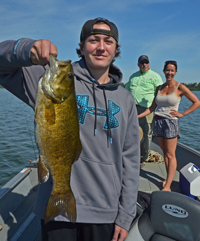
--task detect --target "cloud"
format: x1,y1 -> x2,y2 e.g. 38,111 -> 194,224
118,30 -> 200,83
0,1 -> 82,41
0,0 -> 198,84
142,32 -> 200,60
144,0 -> 182,2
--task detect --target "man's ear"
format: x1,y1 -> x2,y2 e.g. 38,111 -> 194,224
113,49 -> 117,57
79,43 -> 83,55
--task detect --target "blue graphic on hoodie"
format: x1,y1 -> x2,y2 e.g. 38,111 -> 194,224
76,95 -> 121,130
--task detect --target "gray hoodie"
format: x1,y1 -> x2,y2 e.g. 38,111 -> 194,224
0,38 -> 140,231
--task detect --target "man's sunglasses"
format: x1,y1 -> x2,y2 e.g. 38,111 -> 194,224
140,60 -> 149,64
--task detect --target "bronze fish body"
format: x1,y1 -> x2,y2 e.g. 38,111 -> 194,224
34,54 -> 82,223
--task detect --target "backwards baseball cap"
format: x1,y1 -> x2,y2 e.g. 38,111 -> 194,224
80,17 -> 119,43
138,55 -> 149,63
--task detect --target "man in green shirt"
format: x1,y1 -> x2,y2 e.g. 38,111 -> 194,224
125,55 -> 163,163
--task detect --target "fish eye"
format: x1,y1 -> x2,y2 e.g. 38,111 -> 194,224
68,73 -> 73,79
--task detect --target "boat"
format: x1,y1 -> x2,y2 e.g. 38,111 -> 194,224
126,137 -> 200,241
0,137 -> 200,241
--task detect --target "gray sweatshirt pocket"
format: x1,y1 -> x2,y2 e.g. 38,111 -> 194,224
71,156 -> 120,210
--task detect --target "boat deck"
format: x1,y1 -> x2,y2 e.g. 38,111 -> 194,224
1,139 -> 200,241
139,162 -> 181,193
34,163 -> 182,241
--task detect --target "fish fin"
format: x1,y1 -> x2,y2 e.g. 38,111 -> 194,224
38,156 -> 49,183
43,100 -> 56,125
74,141 -> 82,162
34,107 -> 38,123
44,190 -> 77,224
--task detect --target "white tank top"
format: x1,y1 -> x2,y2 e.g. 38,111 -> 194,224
154,83 -> 181,119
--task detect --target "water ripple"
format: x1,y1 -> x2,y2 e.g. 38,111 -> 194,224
0,89 -> 38,187
0,89 -> 200,187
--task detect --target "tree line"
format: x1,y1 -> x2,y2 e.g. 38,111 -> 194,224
120,82 -> 200,91
181,82 -> 200,91
1,83 -> 200,90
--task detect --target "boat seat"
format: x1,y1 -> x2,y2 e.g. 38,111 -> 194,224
126,191 -> 200,241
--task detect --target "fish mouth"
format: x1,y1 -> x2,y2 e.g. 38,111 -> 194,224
41,82 -> 64,104
41,71 -> 66,103
40,55 -> 72,103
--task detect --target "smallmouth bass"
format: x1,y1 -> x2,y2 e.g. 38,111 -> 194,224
34,54 -> 82,223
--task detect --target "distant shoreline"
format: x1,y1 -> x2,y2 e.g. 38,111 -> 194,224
1,84 -> 200,91
121,82 -> 200,91
182,83 -> 200,91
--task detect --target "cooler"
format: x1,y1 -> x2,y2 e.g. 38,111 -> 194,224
179,162 -> 200,199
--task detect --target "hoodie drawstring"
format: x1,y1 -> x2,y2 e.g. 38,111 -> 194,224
103,88 -> 112,145
92,80 -> 112,145
92,80 -> 97,136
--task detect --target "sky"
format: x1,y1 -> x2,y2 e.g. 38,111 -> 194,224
0,0 -> 200,85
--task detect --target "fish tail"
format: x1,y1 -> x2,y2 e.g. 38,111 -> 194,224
44,190 -> 76,224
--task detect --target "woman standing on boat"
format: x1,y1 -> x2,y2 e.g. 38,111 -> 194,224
138,60 -> 200,191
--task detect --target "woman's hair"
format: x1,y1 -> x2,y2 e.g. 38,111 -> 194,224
163,60 -> 178,72
76,41 -> 121,63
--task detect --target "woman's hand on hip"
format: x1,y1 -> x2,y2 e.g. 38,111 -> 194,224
170,109 -> 184,118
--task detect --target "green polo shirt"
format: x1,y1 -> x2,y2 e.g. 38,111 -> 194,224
125,69 -> 163,108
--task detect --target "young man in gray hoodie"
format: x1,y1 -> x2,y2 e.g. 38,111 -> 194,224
0,17 -> 140,241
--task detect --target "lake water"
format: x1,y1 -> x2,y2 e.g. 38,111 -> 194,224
0,88 -> 200,188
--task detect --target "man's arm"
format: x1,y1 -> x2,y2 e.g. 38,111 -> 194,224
125,80 -> 130,91
155,73 -> 163,88
114,96 -> 140,234
0,39 -> 57,108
